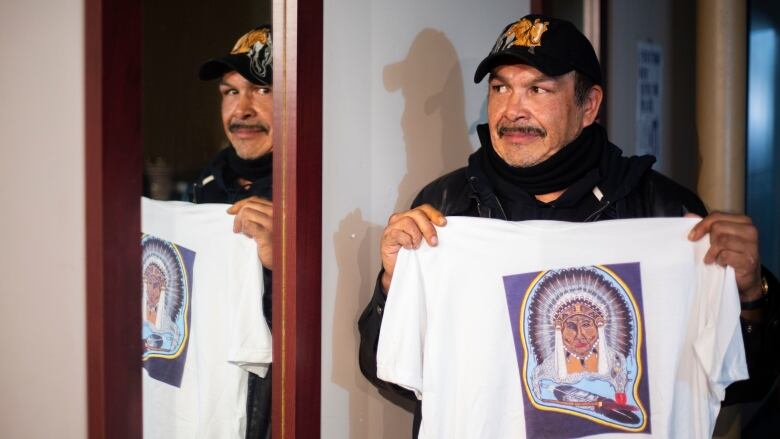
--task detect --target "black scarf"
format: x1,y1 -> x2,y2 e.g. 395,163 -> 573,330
478,123 -> 606,197
225,146 -> 273,182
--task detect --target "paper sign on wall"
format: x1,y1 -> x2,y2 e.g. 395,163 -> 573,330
636,42 -> 662,163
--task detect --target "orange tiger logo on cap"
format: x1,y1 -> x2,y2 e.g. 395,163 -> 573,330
231,27 -> 271,55
505,18 -> 549,47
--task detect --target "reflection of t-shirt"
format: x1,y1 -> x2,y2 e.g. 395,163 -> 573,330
141,197 -> 272,439
377,217 -> 747,439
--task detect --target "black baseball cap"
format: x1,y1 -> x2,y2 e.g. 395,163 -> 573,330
474,15 -> 602,85
199,25 -> 273,85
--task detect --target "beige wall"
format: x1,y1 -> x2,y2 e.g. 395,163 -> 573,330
321,1 -> 529,437
607,0 -> 699,191
0,1 -> 87,438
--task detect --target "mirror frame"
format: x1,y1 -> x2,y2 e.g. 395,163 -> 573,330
84,0 -> 323,437
85,0 -> 143,436
532,0 -> 609,122
271,0 -> 323,438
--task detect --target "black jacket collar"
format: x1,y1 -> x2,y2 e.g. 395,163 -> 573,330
464,124 -> 655,219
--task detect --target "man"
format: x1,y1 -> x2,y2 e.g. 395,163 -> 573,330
195,25 -> 274,439
359,15 -> 778,437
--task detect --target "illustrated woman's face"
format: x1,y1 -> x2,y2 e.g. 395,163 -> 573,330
562,314 -> 598,356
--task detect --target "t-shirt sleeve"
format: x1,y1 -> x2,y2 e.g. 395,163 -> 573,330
692,263 -> 749,401
227,244 -> 273,377
376,248 -> 428,400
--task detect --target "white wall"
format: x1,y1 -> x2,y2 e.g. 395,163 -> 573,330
321,1 -> 529,437
0,1 -> 87,438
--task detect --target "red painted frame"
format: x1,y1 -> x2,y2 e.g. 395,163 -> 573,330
271,0 -> 323,438
85,0 -> 143,437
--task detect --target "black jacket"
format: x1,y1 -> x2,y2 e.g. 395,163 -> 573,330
192,146 -> 273,439
191,146 -> 272,204
358,127 -> 780,437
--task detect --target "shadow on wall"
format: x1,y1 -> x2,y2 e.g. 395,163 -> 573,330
329,29 -> 476,439
331,209 -> 414,439
384,28 -> 474,211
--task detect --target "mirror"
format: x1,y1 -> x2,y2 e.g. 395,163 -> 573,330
142,2 -> 274,438
82,0 -> 321,437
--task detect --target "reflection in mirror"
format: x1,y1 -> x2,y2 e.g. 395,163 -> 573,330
142,1 -> 273,438
143,1 -> 271,201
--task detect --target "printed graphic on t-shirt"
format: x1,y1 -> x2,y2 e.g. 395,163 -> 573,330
141,234 -> 195,387
504,263 -> 651,438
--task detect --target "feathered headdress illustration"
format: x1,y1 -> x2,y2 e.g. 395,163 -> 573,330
142,237 -> 185,337
527,267 -> 634,395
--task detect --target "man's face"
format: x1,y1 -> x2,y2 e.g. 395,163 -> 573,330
562,314 -> 599,357
220,71 -> 273,159
486,64 -> 601,168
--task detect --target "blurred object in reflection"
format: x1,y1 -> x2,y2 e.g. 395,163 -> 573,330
146,157 -> 173,200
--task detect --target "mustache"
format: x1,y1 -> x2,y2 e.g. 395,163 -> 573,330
228,122 -> 270,133
497,124 -> 546,138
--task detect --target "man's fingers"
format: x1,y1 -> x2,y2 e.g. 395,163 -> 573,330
701,221 -> 758,263
227,198 -> 250,214
380,205 -> 445,292
387,204 -> 446,227
404,209 -> 440,247
386,228 -> 417,250
241,223 -> 273,260
240,213 -> 273,234
384,205 -> 445,247
227,196 -> 272,214
716,249 -> 757,271
234,207 -> 273,237
692,212 -> 762,296
710,249 -> 760,293
238,219 -> 263,239
710,220 -> 758,241
380,228 -> 418,285
237,203 -> 274,220
415,204 -> 447,226
705,240 -> 756,265
712,226 -> 757,251
688,211 -> 752,241
384,222 -> 422,250
233,213 -> 242,233
223,197 -> 274,269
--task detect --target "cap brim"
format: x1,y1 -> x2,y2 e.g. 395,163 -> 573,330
473,51 -> 573,83
199,54 -> 270,85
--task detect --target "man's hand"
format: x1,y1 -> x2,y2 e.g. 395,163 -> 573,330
380,204 -> 446,293
228,196 -> 273,269
688,212 -> 762,300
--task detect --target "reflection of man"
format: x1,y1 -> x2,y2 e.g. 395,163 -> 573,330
194,25 -> 274,439
359,15 -> 778,437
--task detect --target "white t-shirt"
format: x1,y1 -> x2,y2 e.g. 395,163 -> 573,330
377,217 -> 747,439
141,197 -> 272,439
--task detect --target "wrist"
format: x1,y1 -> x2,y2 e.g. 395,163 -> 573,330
381,270 -> 392,294
740,275 -> 769,310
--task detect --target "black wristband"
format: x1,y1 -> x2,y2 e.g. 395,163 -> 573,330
740,295 -> 768,310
